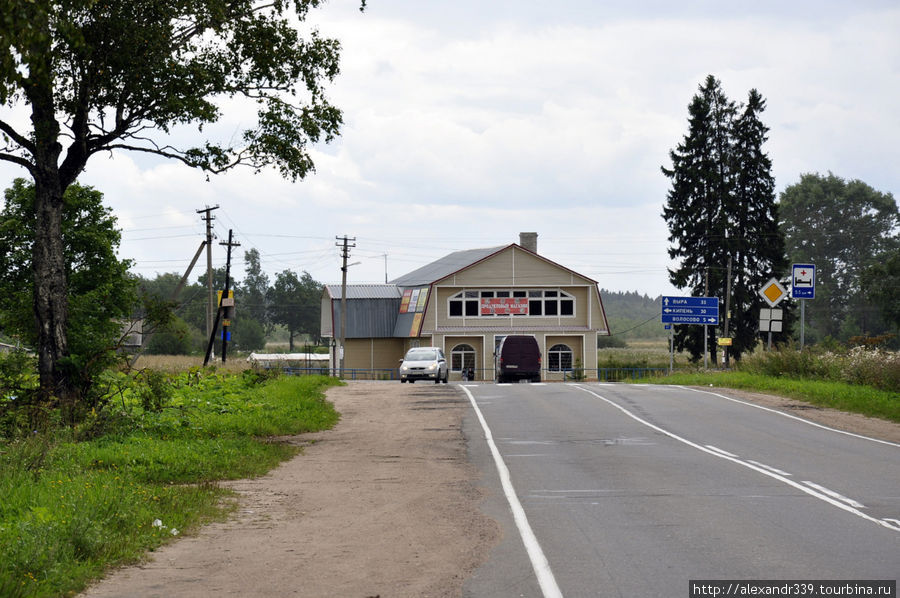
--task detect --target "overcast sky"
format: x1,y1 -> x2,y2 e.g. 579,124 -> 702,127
2,1 -> 899,298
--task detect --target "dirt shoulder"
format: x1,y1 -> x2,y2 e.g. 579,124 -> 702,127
81,382 -> 500,598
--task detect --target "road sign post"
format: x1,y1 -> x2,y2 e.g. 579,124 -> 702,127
791,264 -> 815,350
661,296 -> 719,371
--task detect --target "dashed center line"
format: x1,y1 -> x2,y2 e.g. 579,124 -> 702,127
571,384 -> 900,533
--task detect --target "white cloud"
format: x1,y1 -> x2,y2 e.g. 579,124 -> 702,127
2,2 -> 898,297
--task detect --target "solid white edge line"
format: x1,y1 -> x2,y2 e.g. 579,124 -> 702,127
571,385 -> 900,534
671,385 -> 900,448
459,385 -> 564,598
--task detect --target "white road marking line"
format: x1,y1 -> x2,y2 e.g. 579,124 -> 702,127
571,384 -> 900,534
747,460 -> 792,476
459,385 -> 564,598
673,385 -> 900,448
801,481 -> 866,509
705,445 -> 740,458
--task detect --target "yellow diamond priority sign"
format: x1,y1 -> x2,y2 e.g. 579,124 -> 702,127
759,278 -> 787,307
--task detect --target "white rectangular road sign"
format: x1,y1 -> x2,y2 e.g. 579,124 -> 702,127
791,263 -> 815,299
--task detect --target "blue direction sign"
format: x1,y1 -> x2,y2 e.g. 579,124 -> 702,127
791,263 -> 815,299
661,296 -> 719,325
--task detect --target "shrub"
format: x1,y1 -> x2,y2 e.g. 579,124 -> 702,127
739,345 -> 899,393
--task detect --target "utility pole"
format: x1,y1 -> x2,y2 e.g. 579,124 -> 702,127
335,235 -> 356,377
704,266 -> 710,370
197,205 -> 219,345
203,229 -> 239,366
723,255 -> 733,369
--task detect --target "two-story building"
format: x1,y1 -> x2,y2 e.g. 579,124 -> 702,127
320,233 -> 609,381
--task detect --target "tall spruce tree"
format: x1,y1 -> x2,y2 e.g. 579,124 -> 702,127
662,76 -> 785,362
730,89 -> 789,358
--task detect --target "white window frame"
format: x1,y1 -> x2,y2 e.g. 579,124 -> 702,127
450,344 -> 476,372
548,343 -> 574,372
447,289 -> 576,318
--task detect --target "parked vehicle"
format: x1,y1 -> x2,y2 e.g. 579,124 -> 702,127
399,347 -> 449,384
495,335 -> 541,383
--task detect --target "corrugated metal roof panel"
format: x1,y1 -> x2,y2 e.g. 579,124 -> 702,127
325,284 -> 402,300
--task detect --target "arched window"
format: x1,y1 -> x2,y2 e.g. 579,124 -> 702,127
548,344 -> 573,372
451,344 -> 476,373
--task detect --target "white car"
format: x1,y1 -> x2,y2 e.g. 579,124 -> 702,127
399,347 -> 449,384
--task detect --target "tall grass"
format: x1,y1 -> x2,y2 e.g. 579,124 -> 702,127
659,370 -> 900,423
738,345 -> 900,393
0,372 -> 341,597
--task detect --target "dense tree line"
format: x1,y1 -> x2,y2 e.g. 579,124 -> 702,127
0,179 -> 326,364
780,173 -> 899,345
663,76 -> 899,358
599,290 -> 668,346
136,249 -> 324,355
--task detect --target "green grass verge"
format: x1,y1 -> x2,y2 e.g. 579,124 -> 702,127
0,373 -> 341,598
648,371 -> 900,423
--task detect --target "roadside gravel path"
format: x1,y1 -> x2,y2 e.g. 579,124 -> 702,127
81,382 -> 499,598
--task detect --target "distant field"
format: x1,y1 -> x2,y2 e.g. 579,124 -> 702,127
132,354 -> 251,372
599,341 -> 692,369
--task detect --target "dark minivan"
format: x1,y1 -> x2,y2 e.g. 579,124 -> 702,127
495,335 -> 541,383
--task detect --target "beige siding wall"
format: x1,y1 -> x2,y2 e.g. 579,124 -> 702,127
342,338 -> 406,371
446,247 -> 578,287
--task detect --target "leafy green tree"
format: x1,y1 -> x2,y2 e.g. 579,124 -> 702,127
779,173 -> 898,342
0,0 -> 355,402
146,316 -> 202,356
861,247 -> 900,334
241,249 -> 270,332
268,270 -> 322,351
662,76 -> 785,362
232,317 -> 266,352
0,178 -> 135,403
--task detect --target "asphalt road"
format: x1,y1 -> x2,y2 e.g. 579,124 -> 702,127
461,382 -> 900,598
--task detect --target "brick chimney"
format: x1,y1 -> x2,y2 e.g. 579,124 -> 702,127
519,232 -> 538,254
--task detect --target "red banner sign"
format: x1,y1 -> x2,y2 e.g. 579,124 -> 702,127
480,297 -> 529,315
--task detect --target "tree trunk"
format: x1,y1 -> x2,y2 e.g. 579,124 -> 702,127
29,74 -> 72,404
33,177 -> 71,404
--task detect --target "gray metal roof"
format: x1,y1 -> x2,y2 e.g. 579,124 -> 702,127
324,284 -> 402,300
390,246 -> 508,287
